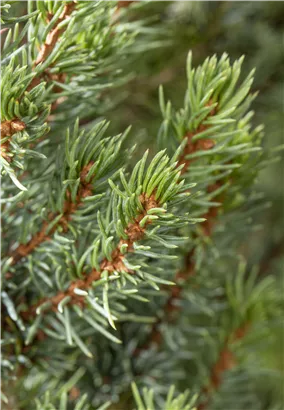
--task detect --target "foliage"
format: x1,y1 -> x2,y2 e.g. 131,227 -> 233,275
1,2 -> 283,410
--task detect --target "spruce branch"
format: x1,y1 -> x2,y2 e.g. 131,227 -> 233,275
9,161 -> 94,265
3,1 -> 77,122
134,180 -> 224,352
164,53 -> 260,276
135,184 -> 223,355
34,2 -> 76,68
177,100 -> 217,175
27,1 -> 77,108
135,53 -> 264,360
20,193 -> 157,313
19,192 -> 160,321
1,55 -> 50,188
6,120 -> 126,265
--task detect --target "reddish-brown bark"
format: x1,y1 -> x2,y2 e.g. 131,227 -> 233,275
1,120 -> 26,161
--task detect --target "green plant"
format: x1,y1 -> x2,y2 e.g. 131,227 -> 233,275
1,2 -> 283,410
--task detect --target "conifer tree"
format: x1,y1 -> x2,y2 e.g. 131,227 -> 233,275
1,2 -> 283,410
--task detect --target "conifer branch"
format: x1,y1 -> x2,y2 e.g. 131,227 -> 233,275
6,120 -> 127,266
138,53 -> 261,354
1,1 -> 77,170
17,148 -> 188,331
9,161 -> 94,265
178,101 -> 217,175
28,1 -> 76,101
137,103 -> 223,350
135,180 -> 223,352
35,2 -> 76,67
30,0 -> 129,97
1,0 -> 74,164
21,193 -> 160,320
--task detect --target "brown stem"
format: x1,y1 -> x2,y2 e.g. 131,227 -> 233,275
197,323 -> 250,410
1,120 -> 26,161
20,193 -> 159,320
35,2 -> 76,67
27,1 -> 76,95
9,162 -> 94,265
179,101 -> 217,175
116,1 -> 136,10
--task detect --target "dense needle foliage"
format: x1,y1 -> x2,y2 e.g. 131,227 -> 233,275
1,2 -> 283,410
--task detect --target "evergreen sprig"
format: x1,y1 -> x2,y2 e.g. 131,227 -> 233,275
137,52 -> 265,350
